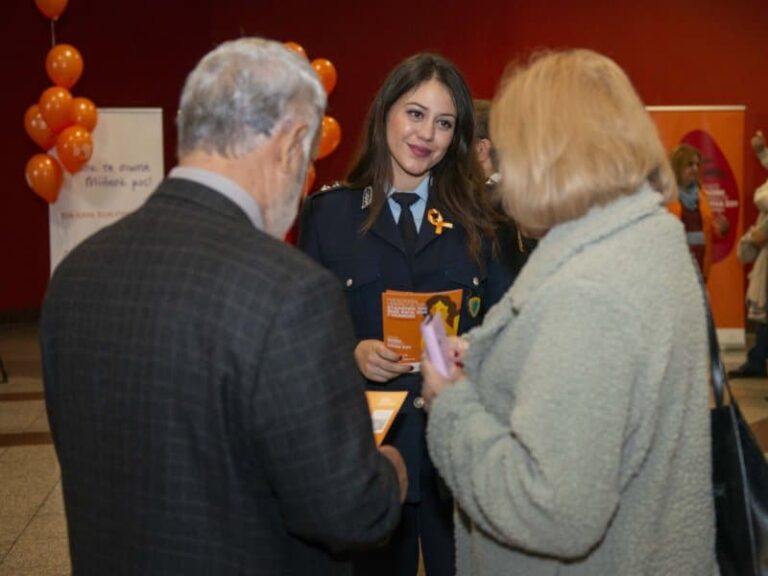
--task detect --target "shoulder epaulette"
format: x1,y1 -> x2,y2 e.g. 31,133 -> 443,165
306,183 -> 373,210
304,181 -> 345,205
313,180 -> 345,195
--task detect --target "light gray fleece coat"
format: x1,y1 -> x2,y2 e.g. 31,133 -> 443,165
427,184 -> 719,575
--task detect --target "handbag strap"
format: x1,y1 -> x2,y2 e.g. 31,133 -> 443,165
697,268 -> 733,409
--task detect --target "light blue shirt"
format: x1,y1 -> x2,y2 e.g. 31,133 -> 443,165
387,176 -> 430,232
687,231 -> 706,246
168,166 -> 264,231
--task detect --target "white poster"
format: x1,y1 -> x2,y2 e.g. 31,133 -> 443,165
49,108 -> 164,274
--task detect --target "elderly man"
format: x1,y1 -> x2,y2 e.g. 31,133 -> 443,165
40,38 -> 405,575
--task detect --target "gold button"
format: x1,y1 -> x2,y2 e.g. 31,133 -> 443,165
413,396 -> 425,409
346,278 -> 353,287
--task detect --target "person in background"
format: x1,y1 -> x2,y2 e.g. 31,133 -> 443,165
668,143 -> 729,280
40,38 -> 406,576
422,49 -> 718,575
299,53 -> 512,576
753,129 -> 768,166
474,98 -> 536,279
729,128 -> 768,378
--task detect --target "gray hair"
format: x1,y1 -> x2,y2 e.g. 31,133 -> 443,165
176,38 -> 326,159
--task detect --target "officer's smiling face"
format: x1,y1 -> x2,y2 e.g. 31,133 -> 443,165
385,78 -> 456,191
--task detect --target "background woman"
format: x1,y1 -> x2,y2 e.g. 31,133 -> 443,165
299,53 -> 511,575
668,143 -> 729,280
422,49 -> 718,575
729,129 -> 768,379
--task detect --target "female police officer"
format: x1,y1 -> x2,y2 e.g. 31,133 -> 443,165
299,53 -> 511,575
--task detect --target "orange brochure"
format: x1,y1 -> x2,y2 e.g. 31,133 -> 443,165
381,289 -> 463,365
365,391 -> 408,446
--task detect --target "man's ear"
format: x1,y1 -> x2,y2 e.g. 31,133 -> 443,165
475,138 -> 491,164
276,121 -> 310,174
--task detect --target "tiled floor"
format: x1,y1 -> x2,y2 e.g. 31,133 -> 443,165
0,323 -> 68,576
1,322 -> 767,574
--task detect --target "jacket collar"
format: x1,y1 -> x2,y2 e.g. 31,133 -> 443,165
153,178 -> 254,227
168,166 -> 263,231
508,182 -> 665,311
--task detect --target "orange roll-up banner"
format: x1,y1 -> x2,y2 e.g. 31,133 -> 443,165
648,106 -> 745,348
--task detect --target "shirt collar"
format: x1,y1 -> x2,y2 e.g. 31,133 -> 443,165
388,175 -> 431,202
168,166 -> 263,231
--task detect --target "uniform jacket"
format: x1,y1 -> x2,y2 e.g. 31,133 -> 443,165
496,217 -> 537,281
41,178 -> 401,575
299,185 -> 512,502
488,180 -> 537,281
427,184 -> 718,575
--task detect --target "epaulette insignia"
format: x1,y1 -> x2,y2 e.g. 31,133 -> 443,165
361,186 -> 373,210
319,180 -> 343,192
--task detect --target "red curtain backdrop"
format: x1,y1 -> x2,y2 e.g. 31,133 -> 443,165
3,0 -> 768,311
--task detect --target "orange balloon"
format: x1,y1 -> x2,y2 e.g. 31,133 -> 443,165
24,104 -> 57,150
317,116 -> 341,160
25,154 -> 63,203
56,125 -> 93,173
284,41 -> 308,60
39,86 -> 73,134
304,163 -> 316,195
311,58 -> 337,95
46,44 -> 83,89
34,0 -> 69,20
69,97 -> 98,132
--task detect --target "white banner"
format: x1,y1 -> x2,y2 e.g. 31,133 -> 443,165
49,108 -> 164,274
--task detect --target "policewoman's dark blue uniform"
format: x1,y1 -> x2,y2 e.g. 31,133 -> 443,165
299,184 -> 512,576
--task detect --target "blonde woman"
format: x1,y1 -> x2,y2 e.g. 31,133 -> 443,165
422,50 -> 718,575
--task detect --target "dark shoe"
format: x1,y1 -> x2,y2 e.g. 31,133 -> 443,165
727,363 -> 768,379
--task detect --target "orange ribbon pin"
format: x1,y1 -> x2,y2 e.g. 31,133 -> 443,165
427,209 -> 454,235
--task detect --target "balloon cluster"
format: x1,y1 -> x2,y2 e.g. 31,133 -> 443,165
284,41 -> 341,194
24,0 -> 97,204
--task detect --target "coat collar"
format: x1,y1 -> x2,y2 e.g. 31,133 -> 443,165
462,182 -> 666,374
463,182 -> 666,362
154,178 -> 253,226
509,182 -> 665,311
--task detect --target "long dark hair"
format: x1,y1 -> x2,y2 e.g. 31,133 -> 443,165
346,53 -> 496,263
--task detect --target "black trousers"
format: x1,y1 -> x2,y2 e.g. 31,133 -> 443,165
353,479 -> 455,576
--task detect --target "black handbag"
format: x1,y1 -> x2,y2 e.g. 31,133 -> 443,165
705,300 -> 768,575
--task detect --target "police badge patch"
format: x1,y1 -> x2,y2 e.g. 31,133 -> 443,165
468,296 -> 481,318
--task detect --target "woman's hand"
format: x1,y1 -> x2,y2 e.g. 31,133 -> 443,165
446,336 -> 470,365
354,339 -> 413,382
421,353 -> 465,411
714,214 -> 730,237
752,130 -> 766,155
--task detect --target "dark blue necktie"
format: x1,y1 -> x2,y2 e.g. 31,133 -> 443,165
392,192 -> 419,255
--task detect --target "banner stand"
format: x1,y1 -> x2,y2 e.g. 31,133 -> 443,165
49,108 -> 164,274
648,105 -> 746,349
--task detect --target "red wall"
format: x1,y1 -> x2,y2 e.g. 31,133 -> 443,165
3,0 -> 768,312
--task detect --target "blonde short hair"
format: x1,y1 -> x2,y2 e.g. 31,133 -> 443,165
669,143 -> 702,187
490,49 -> 675,234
